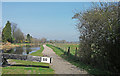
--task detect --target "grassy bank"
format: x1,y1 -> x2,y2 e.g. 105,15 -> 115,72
2,43 -> 29,50
30,45 -> 44,56
46,44 -> 109,75
2,45 -> 54,74
1,43 -> 41,50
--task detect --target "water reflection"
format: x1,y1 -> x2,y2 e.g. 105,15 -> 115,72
1,45 -> 40,55
26,45 -> 32,54
2,48 -> 14,53
13,47 -> 24,54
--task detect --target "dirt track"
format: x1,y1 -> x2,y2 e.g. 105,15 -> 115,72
42,44 -> 88,74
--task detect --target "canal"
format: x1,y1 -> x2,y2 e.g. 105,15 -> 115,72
0,45 -> 40,55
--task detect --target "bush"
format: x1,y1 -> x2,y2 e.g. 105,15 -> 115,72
72,2 -> 120,73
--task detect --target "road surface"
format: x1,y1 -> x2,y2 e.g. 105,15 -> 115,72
42,44 -> 88,74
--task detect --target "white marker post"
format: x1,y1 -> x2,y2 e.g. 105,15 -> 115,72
41,57 -> 52,63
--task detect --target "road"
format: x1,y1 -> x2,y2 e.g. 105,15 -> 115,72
42,44 -> 88,74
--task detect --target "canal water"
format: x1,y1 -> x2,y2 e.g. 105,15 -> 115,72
0,45 -> 40,55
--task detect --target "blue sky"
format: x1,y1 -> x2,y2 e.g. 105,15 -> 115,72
2,2 -> 92,41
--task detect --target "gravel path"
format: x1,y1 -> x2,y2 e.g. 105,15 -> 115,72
42,44 -> 88,74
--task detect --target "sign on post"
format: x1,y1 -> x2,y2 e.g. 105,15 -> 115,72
41,57 -> 52,63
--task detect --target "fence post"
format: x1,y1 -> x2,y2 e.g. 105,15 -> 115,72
75,47 -> 77,57
67,47 -> 70,55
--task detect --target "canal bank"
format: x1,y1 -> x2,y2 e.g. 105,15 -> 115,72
0,42 -> 41,51
1,45 -> 55,74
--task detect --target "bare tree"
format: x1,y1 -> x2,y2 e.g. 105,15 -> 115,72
11,22 -> 17,36
14,28 -> 24,43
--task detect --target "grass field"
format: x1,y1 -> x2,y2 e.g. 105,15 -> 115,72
52,43 -> 79,55
2,45 -> 55,74
46,43 -> 109,75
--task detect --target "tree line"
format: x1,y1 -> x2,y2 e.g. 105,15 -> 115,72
2,21 -> 46,44
72,2 -> 120,73
1,21 -> 70,44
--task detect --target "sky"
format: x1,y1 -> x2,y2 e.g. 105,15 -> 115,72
2,2 -> 92,42
1,0 -> 119,2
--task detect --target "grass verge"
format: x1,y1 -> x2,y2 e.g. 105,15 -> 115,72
30,45 -> 44,56
46,44 -> 110,75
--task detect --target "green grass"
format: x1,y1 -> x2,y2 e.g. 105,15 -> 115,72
52,43 -> 79,55
2,45 -> 55,74
2,59 -> 54,74
46,44 -> 64,56
46,44 -> 109,75
13,43 -> 30,45
30,45 -> 44,56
